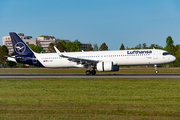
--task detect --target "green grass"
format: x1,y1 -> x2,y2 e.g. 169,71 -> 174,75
0,78 -> 180,119
0,67 -> 180,74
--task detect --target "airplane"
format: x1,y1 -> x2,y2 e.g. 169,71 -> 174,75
7,32 -> 176,75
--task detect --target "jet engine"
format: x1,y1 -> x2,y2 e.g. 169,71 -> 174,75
96,61 -> 119,72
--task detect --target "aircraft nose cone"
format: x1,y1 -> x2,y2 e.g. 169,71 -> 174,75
171,55 -> 176,62
173,56 -> 176,62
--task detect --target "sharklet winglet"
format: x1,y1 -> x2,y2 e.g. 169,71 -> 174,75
54,46 -> 61,55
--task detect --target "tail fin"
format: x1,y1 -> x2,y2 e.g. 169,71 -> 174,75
9,32 -> 34,56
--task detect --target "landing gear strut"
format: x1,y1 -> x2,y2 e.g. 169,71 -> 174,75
154,64 -> 159,74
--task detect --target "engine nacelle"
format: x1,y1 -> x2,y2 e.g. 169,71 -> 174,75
96,61 -> 119,72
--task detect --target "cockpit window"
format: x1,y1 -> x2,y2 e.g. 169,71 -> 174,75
163,52 -> 170,56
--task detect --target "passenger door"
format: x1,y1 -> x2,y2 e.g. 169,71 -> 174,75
153,50 -> 158,59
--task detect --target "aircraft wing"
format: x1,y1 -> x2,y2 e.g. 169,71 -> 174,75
54,46 -> 99,65
60,54 -> 99,64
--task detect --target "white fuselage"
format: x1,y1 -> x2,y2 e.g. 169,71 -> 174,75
34,49 -> 176,68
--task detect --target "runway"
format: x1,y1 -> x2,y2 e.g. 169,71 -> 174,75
0,74 -> 180,79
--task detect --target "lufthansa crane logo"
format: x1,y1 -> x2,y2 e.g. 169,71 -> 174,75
15,42 -> 26,54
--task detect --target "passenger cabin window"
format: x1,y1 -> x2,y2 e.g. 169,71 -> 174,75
163,52 -> 170,56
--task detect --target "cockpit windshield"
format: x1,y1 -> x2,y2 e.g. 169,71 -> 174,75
163,52 -> 170,56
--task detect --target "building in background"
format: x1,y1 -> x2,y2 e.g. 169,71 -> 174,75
81,43 -> 91,51
37,36 -> 56,52
2,33 -> 36,55
2,33 -> 91,54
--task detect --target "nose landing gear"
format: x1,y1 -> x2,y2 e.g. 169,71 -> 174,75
154,64 -> 159,74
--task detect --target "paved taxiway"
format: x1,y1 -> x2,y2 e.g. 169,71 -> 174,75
0,74 -> 180,79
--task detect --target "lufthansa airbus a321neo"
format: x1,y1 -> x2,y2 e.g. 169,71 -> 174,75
7,32 -> 176,75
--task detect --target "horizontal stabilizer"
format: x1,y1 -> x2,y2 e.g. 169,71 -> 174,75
6,56 -> 17,62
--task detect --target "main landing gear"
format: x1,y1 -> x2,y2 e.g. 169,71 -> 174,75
154,64 -> 159,74
86,69 -> 96,75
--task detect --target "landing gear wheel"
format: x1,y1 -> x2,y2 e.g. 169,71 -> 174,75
154,64 -> 159,74
86,70 -> 91,75
91,70 -> 96,75
155,70 -> 159,74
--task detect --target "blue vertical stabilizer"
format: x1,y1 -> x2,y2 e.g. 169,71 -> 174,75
9,32 -> 34,56
9,32 -> 44,67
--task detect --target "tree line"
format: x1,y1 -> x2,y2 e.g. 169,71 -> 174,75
1,36 -> 180,67
47,40 -> 109,52
47,39 -> 81,52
